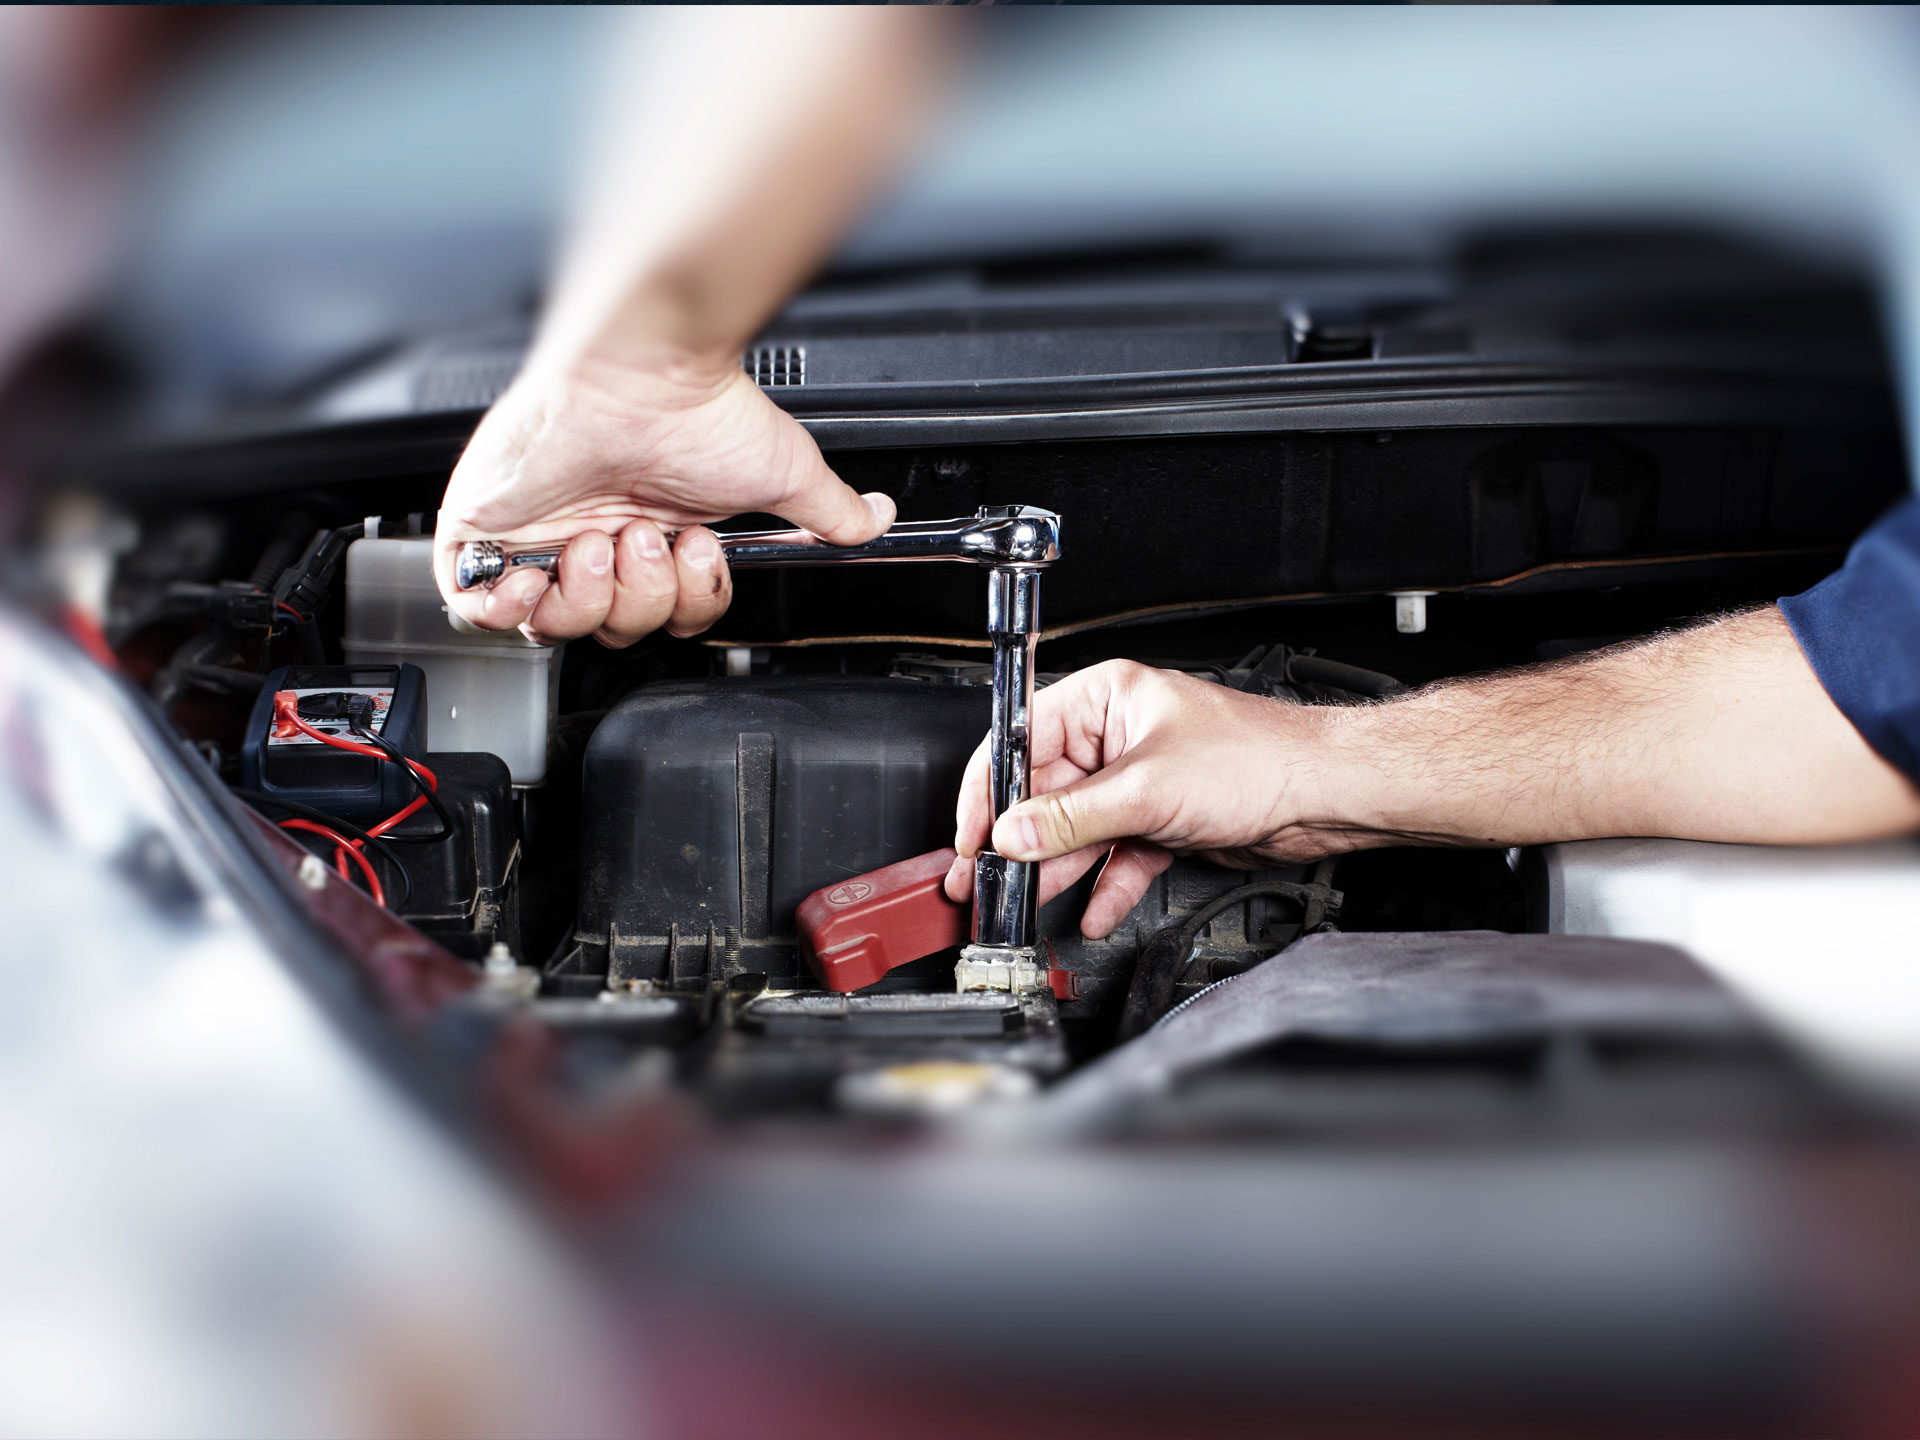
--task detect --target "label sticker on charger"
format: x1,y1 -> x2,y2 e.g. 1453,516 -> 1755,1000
269,687 -> 394,745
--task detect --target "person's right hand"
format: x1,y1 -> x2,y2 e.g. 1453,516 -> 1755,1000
943,660 -> 1344,939
433,350 -> 895,647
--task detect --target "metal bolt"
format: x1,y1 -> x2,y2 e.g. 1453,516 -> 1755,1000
296,854 -> 328,891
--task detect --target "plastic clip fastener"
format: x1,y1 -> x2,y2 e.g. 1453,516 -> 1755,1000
797,848 -> 1083,997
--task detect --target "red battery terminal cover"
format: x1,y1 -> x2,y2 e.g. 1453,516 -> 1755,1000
796,847 -> 1078,999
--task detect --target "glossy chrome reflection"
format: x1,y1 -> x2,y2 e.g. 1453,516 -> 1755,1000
975,567 -> 1042,953
451,505 -> 1061,590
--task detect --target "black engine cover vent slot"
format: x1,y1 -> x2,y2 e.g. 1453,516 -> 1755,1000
745,345 -> 806,386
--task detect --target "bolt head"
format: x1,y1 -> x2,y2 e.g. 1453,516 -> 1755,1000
296,854 -> 328,891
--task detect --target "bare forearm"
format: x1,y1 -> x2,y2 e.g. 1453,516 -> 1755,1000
1315,606 -> 1920,850
436,10 -> 945,645
530,8 -> 955,377
952,610 -> 1920,937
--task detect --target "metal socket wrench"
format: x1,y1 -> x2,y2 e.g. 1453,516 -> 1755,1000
454,509 -> 1059,590
455,507 -> 1062,974
969,567 -> 1040,950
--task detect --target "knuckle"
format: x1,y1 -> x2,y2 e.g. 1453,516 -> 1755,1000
1111,769 -> 1159,829
543,592 -> 603,629
1043,790 -> 1082,848
628,559 -> 677,600
682,590 -> 727,623
663,602 -> 720,638
680,574 -> 730,616
1102,658 -> 1157,698
612,582 -> 675,628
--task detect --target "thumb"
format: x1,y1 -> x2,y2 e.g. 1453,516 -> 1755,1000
764,416 -> 896,545
991,760 -> 1152,862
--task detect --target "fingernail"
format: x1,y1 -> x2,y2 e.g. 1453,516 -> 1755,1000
1016,814 -> 1041,854
584,532 -> 612,575
634,523 -> 666,560
682,530 -> 719,570
864,492 -> 896,529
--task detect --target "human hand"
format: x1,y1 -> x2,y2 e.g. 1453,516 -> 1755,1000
943,660 -> 1344,939
433,350 -> 895,646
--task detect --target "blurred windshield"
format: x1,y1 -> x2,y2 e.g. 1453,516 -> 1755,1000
101,7 -> 1920,458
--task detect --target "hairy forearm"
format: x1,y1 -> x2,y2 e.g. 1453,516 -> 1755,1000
529,8 -> 955,378
1309,605 -> 1920,850
951,609 -> 1919,935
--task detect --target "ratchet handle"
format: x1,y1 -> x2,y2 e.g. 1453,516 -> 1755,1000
453,505 -> 1060,590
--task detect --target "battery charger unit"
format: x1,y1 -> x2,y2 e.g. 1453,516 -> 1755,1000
240,663 -> 429,823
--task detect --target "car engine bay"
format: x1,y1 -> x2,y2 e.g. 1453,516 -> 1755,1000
101,390 -> 1905,1132
42,233 -> 1920,1423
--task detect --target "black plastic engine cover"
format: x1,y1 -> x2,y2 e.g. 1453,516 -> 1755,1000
388,751 -> 517,958
577,677 -> 990,983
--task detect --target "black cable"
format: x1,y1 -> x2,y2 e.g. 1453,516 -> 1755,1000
230,788 -> 415,912
250,511 -> 318,591
1286,653 -> 1405,699
1116,868 -> 1343,1042
291,617 -> 325,666
248,511 -> 316,674
348,720 -> 459,843
153,626 -> 240,709
1242,644 -> 1297,692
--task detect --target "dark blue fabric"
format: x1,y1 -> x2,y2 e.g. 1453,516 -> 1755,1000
1780,496 -> 1920,781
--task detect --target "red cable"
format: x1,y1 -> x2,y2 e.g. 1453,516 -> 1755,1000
270,691 -> 440,860
274,697 -> 439,795
276,818 -> 386,906
60,605 -> 119,669
365,795 -> 428,839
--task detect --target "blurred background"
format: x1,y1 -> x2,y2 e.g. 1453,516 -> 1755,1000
6,8 -> 1920,1439
8,8 -> 1919,431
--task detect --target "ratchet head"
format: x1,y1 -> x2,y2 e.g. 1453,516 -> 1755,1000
966,506 -> 1061,569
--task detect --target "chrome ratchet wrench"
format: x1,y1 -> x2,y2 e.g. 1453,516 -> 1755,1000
455,508 -> 1063,992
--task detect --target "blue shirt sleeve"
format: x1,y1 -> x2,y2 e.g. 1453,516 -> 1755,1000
1779,495 -> 1920,782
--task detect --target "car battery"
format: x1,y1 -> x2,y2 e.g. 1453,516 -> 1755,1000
240,663 -> 429,822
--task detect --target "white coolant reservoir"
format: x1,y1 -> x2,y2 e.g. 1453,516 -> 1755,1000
342,537 -> 557,783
